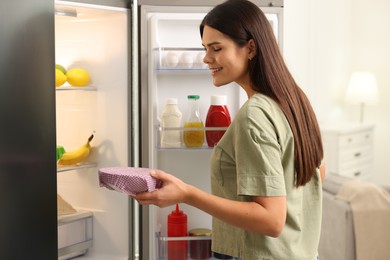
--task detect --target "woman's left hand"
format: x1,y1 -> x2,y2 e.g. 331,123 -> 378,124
134,170 -> 189,208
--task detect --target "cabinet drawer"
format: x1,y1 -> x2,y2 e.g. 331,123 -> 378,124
339,131 -> 373,148
337,163 -> 371,179
339,145 -> 372,163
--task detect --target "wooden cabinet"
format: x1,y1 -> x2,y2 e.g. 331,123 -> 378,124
321,124 -> 374,179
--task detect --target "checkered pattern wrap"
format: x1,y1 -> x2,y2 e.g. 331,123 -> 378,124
98,167 -> 162,196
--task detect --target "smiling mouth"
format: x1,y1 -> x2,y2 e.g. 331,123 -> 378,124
210,67 -> 222,73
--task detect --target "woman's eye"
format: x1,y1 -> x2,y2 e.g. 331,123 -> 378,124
213,48 -> 221,52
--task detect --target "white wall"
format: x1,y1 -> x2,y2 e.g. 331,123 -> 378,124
349,0 -> 390,185
284,0 -> 390,184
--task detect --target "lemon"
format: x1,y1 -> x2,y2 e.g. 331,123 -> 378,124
55,64 -> 67,74
66,68 -> 90,87
55,69 -> 67,87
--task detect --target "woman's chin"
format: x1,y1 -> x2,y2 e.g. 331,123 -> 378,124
213,80 -> 231,87
212,78 -> 228,87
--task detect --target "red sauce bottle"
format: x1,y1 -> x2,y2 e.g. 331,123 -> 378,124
167,204 -> 188,259
205,95 -> 231,147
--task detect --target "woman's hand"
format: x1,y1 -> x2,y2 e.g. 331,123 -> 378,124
320,162 -> 326,182
134,170 -> 190,208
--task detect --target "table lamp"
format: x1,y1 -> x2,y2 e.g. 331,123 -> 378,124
346,71 -> 378,123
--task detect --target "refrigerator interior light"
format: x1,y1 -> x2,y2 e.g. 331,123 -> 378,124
55,7 -> 78,17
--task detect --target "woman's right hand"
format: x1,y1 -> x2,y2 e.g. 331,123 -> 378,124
134,170 -> 190,208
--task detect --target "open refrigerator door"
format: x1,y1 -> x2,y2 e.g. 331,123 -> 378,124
139,3 -> 283,260
55,1 -> 131,259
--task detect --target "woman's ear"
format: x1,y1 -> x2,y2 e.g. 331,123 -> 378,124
247,39 -> 257,60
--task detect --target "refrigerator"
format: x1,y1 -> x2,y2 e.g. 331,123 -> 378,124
1,0 -> 282,259
137,1 -> 283,259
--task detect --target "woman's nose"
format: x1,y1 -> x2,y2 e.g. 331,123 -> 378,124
203,53 -> 212,64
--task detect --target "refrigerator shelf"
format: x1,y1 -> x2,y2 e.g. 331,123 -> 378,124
56,85 -> 97,91
159,126 -> 229,131
156,68 -> 209,72
57,162 -> 97,173
154,47 -> 208,71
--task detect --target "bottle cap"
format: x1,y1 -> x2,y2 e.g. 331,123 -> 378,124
189,228 -> 212,237
187,95 -> 200,100
166,98 -> 178,104
168,204 -> 187,224
210,95 -> 227,105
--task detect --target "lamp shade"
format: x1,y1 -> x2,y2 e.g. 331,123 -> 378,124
346,72 -> 378,105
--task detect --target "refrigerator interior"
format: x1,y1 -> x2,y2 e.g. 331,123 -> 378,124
141,5 -> 283,259
55,1 -> 130,259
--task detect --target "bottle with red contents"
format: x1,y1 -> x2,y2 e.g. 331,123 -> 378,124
205,95 -> 231,147
167,204 -> 188,259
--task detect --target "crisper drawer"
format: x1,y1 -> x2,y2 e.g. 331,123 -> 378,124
58,211 -> 93,260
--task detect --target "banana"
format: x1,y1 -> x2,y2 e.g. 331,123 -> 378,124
58,134 -> 94,166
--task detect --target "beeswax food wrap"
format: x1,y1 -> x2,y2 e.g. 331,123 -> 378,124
99,167 -> 162,196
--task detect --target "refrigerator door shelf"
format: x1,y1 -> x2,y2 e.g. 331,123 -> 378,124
156,232 -> 212,260
57,162 -> 97,173
157,126 -> 229,150
155,47 -> 207,71
58,210 -> 93,260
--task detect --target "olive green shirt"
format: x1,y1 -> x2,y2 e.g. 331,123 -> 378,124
210,93 -> 322,260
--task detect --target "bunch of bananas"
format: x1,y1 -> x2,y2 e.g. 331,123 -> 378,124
57,134 -> 94,166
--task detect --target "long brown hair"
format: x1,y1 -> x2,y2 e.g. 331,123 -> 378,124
200,0 -> 323,186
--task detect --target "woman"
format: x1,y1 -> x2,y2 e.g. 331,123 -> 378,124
135,0 -> 325,259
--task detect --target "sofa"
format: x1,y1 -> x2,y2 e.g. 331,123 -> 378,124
319,174 -> 390,260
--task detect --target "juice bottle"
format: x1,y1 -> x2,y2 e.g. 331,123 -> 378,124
205,95 -> 231,147
183,95 -> 204,148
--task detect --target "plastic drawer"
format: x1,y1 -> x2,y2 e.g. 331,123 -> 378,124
58,211 -> 93,260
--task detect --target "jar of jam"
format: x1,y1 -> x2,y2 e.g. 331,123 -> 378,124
189,228 -> 212,259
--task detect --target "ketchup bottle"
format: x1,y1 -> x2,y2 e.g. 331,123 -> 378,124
167,204 -> 188,259
205,95 -> 231,147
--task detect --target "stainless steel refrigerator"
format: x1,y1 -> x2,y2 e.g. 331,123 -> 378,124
0,0 -> 282,259
0,0 -> 57,259
137,1 -> 283,259
1,0 -> 133,259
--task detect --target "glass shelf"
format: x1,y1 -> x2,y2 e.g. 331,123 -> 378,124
57,162 -> 97,173
56,85 -> 97,91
